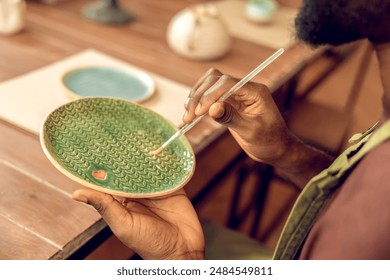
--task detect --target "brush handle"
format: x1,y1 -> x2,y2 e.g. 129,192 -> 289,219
161,47 -> 285,149
161,115 -> 202,149
219,47 -> 285,101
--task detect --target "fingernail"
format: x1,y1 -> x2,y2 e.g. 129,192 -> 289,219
210,103 -> 224,118
73,192 -> 88,204
183,110 -> 188,120
195,104 -> 202,115
184,98 -> 190,108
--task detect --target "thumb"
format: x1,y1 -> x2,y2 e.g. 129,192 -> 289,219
209,102 -> 238,126
73,189 -> 130,227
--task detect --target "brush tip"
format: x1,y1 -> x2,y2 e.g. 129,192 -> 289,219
149,147 -> 164,156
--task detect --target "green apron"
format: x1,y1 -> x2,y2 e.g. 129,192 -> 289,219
273,120 -> 390,259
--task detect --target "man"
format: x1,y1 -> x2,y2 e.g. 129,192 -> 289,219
73,0 -> 390,259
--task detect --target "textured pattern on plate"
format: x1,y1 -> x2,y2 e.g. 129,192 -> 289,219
41,98 -> 194,197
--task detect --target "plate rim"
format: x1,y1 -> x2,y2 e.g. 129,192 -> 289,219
39,97 -> 195,198
61,65 -> 157,103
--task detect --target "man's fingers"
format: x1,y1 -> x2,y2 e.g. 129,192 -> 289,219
183,68 -> 223,124
73,189 -> 131,228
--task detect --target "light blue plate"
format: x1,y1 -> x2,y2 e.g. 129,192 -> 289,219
62,66 -> 155,102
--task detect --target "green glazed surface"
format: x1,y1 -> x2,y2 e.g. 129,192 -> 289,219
41,98 -> 194,197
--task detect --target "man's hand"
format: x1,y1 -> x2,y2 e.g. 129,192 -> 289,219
184,68 -> 333,188
183,68 -> 293,166
73,188 -> 205,260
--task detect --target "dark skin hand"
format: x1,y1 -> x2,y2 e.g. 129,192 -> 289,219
73,188 -> 205,260
183,68 -> 333,189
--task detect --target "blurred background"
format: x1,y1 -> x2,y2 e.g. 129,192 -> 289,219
0,0 -> 382,259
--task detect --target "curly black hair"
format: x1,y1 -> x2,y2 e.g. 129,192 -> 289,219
295,0 -> 390,46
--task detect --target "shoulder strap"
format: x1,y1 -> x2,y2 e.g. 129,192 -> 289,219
273,120 -> 390,260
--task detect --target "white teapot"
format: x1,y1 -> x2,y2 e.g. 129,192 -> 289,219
0,0 -> 26,35
166,4 -> 231,61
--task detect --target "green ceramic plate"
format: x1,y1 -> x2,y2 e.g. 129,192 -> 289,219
40,97 -> 195,198
62,66 -> 155,102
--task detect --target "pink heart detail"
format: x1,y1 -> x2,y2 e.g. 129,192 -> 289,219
92,170 -> 107,180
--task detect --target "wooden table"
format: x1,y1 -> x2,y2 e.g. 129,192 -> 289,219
0,0 -> 336,259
